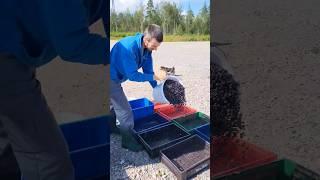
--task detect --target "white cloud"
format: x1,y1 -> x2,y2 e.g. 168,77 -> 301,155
181,10 -> 187,16
111,0 -> 142,13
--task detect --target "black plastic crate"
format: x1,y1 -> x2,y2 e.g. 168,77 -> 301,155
133,113 -> 170,134
214,159 -> 320,180
160,135 -> 210,180
137,123 -> 190,158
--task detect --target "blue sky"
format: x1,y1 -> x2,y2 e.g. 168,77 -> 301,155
111,0 -> 210,15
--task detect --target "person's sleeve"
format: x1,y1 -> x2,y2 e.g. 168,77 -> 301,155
118,45 -> 154,82
142,54 -> 157,88
39,0 -> 109,65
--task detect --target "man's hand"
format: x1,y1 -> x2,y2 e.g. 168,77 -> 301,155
154,69 -> 167,81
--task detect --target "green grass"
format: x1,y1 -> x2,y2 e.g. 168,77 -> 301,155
111,32 -> 137,39
111,32 -> 210,42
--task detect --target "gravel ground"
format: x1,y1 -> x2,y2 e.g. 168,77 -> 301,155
110,41 -> 210,179
213,0 -> 320,173
36,20 -> 209,179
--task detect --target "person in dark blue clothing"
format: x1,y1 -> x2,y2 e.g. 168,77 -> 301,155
110,24 -> 166,151
0,0 -> 109,179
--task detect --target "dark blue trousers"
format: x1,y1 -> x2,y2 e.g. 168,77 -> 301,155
0,54 -> 74,180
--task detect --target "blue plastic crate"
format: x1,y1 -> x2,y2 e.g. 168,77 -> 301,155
195,124 -> 210,142
60,115 -> 110,180
133,113 -> 170,134
129,98 -> 154,120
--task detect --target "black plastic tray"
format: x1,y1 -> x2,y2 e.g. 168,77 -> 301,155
137,123 -> 190,158
133,113 -> 169,134
160,135 -> 210,180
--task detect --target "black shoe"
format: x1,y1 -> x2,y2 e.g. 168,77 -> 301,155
121,131 -> 143,152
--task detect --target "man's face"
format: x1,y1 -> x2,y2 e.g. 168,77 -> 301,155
145,38 -> 161,51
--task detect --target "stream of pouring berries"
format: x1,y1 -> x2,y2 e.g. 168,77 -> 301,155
211,58 -> 248,168
211,61 -> 245,138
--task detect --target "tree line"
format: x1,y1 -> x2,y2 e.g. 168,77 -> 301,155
111,0 -> 210,35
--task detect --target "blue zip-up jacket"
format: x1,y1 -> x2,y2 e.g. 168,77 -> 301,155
0,0 -> 109,67
110,33 -> 157,88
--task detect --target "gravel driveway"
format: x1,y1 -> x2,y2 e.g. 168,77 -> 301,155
110,41 -> 210,180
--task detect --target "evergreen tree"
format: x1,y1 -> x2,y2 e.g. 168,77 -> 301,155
109,1 -> 210,36
185,4 -> 194,34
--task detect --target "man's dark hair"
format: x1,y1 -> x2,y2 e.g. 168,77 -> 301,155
144,24 -> 163,43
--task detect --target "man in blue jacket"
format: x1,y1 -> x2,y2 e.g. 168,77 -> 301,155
0,0 -> 109,179
110,24 -> 166,151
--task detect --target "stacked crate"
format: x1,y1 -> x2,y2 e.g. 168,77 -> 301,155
60,116 -> 110,180
129,98 -> 211,180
